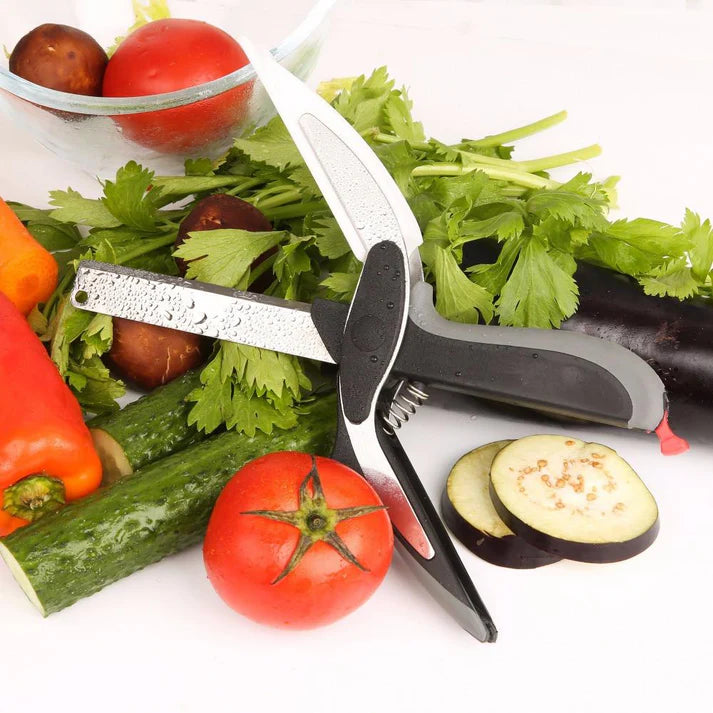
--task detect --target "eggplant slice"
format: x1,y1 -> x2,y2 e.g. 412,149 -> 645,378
489,435 -> 659,563
442,441 -> 561,569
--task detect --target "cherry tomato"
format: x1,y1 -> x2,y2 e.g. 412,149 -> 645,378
102,19 -> 251,153
203,452 -> 394,629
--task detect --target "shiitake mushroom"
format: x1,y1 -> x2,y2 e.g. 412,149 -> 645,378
107,195 -> 276,390
107,195 -> 276,389
9,23 -> 108,96
175,193 -> 275,291
106,318 -> 210,391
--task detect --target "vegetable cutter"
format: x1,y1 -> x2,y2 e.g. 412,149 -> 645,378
70,41 -> 682,642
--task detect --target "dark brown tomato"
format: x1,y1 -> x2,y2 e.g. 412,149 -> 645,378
107,318 -> 210,391
175,194 -> 276,292
10,24 -> 108,96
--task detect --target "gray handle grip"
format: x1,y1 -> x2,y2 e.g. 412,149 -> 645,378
395,283 -> 666,432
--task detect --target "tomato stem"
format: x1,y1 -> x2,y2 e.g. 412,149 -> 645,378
241,456 -> 385,583
307,514 -> 326,531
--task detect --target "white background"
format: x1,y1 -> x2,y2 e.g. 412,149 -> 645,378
1,2 -> 713,712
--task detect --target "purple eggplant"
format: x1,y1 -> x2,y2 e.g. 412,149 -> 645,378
564,263 -> 713,443
488,435 -> 660,564
462,241 -> 713,443
441,441 -> 561,569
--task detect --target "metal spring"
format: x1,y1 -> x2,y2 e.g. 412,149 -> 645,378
381,380 -> 429,435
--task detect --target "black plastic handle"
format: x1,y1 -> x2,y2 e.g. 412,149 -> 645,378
313,282 -> 666,431
374,425 -> 498,642
332,393 -> 498,642
337,241 -> 407,424
394,318 -> 634,427
393,282 -> 667,431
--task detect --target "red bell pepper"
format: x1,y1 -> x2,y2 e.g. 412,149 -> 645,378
0,292 -> 102,536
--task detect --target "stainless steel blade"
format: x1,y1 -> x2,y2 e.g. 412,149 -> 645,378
340,416 -> 435,559
240,39 -> 424,284
70,261 -> 336,364
242,42 -> 438,563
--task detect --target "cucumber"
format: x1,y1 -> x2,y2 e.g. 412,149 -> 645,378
88,370 -> 205,483
0,394 -> 336,616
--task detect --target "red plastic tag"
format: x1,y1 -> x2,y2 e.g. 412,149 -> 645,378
654,411 -> 689,456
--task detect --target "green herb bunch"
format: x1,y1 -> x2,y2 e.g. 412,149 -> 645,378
11,68 -> 712,435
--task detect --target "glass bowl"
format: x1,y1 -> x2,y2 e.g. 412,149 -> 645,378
0,0 -> 336,176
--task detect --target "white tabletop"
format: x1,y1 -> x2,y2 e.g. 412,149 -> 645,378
2,2 -> 712,712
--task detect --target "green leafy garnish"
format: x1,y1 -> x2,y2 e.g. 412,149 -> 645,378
233,119 -> 305,171
421,242 -> 493,324
49,189 -> 121,229
102,161 -> 162,231
186,343 -> 309,437
497,237 -> 578,328
175,229 -> 286,289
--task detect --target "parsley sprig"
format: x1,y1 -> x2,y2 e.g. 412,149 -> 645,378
14,67 -> 712,435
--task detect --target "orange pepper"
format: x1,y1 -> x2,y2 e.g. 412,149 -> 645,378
0,292 -> 102,536
0,196 -> 58,315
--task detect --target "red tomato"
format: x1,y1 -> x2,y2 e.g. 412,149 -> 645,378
102,19 -> 251,153
203,452 -> 394,629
